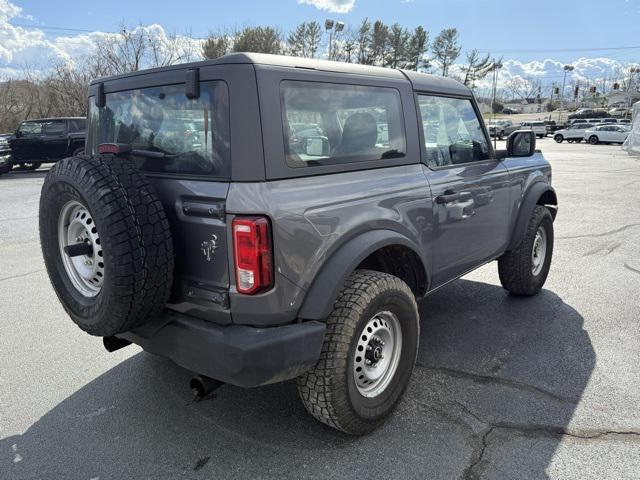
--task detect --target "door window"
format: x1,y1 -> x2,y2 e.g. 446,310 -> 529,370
417,95 -> 490,167
18,122 -> 44,136
280,81 -> 406,167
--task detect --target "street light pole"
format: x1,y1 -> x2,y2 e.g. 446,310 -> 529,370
560,65 -> 574,120
324,19 -> 344,61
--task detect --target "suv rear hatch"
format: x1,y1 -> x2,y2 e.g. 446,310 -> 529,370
87,80 -> 232,323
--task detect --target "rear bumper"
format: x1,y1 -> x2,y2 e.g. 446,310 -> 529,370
117,310 -> 326,388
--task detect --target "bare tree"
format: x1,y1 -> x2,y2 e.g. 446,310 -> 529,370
505,77 -> 541,102
431,28 -> 461,76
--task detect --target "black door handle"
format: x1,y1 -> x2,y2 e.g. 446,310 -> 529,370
435,191 -> 472,204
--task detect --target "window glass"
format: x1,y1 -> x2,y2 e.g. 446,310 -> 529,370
417,95 -> 490,167
43,121 -> 65,135
281,81 -> 406,167
89,81 -> 230,177
69,119 -> 86,131
18,122 -> 43,135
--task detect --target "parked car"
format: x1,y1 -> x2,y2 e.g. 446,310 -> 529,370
38,53 -> 557,435
487,119 -> 519,139
0,134 -> 11,174
501,107 -> 518,114
544,120 -> 563,134
584,125 -> 630,144
3,117 -> 86,175
553,123 -> 591,143
608,107 -> 630,118
568,108 -> 608,120
520,121 -> 547,138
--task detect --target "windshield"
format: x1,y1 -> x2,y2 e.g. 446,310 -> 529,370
88,81 -> 230,177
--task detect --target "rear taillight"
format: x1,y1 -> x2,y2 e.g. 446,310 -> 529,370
232,216 -> 273,295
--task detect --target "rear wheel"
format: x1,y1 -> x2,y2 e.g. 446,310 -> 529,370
297,270 -> 419,435
0,164 -> 11,176
554,134 -> 564,143
72,147 -> 85,156
588,135 -> 599,145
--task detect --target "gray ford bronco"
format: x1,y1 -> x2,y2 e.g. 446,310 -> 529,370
39,53 -> 557,435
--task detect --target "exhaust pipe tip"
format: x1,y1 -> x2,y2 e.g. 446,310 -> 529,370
189,375 -> 223,401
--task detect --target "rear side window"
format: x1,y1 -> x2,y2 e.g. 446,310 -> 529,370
417,95 -> 490,167
69,119 -> 86,132
280,81 -> 406,168
43,120 -> 65,135
88,81 -> 230,177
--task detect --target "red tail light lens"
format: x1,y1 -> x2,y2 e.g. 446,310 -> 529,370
232,217 -> 273,295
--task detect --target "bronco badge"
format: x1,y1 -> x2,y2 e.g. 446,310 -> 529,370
200,233 -> 218,262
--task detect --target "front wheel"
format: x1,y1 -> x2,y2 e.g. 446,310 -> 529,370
498,206 -> 554,296
554,134 -> 564,143
297,270 -> 419,435
588,135 -> 599,145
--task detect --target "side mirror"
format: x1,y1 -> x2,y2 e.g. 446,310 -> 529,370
506,130 -> 536,157
304,136 -> 330,157
14,130 -> 22,138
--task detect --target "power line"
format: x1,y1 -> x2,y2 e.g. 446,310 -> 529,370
9,22 -> 640,54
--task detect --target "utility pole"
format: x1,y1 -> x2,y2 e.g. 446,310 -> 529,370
490,58 -> 503,149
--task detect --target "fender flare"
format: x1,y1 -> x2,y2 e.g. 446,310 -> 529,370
507,182 -> 557,251
297,229 -> 428,321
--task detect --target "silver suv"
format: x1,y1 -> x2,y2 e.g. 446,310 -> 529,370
39,53 -> 557,435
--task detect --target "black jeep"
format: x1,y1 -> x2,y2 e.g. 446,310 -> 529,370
2,117 -> 86,175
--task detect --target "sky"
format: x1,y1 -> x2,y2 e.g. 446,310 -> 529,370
2,0 -> 640,91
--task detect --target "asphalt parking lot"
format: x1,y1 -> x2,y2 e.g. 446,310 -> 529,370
1,139 -> 639,480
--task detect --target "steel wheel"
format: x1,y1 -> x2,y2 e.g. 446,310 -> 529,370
531,226 -> 547,276
57,200 -> 104,297
353,311 -> 402,398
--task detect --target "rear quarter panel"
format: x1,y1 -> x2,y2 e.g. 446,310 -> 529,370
226,164 -> 433,294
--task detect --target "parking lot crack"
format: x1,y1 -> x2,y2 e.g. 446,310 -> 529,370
557,223 -> 640,240
0,269 -> 43,283
624,263 -> 640,276
417,363 -> 578,404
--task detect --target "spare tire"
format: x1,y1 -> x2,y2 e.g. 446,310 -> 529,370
39,154 -> 174,336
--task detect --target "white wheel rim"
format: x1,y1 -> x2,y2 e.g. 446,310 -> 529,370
353,311 -> 402,398
58,200 -> 104,297
531,226 -> 547,276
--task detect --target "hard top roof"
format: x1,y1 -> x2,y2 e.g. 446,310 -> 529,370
90,52 -> 471,96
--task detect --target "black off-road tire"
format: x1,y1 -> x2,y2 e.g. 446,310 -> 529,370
40,154 -> 174,336
498,206 -> 554,296
297,270 -> 419,435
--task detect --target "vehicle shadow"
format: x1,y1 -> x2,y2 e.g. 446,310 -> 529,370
0,279 -> 593,479
0,169 -> 49,180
